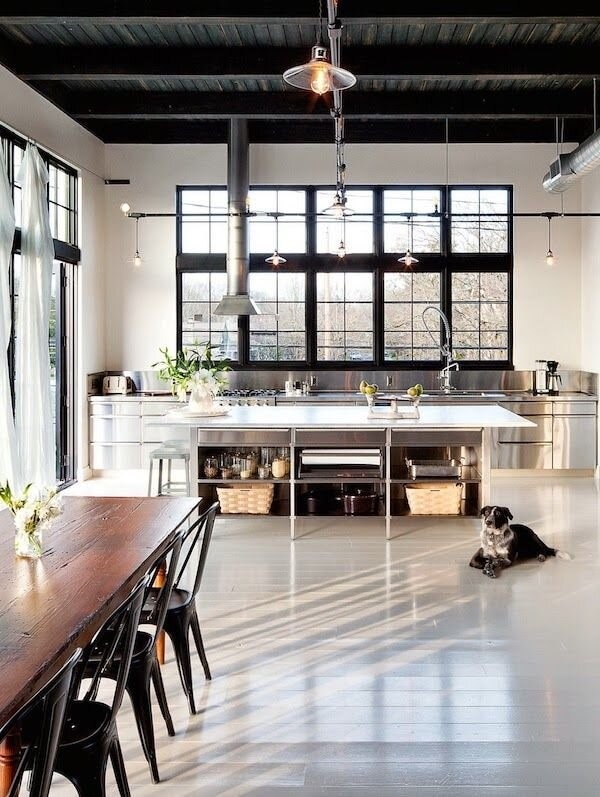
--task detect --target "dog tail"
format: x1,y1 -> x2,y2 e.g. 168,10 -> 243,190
554,549 -> 572,561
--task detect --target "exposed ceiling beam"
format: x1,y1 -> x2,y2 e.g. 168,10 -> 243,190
10,44 -> 600,82
81,118 -> 591,145
60,89 -> 594,121
0,3 -> 599,25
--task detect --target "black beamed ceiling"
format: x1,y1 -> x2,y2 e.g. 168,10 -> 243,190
0,7 -> 599,144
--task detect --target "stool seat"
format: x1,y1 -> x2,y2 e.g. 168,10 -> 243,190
148,446 -> 191,496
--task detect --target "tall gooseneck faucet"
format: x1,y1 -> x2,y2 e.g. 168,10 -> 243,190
422,305 -> 458,393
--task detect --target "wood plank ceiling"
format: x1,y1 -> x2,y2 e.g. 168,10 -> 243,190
1,3 -> 600,144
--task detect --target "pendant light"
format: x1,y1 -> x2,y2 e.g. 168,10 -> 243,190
283,1 -> 356,95
265,212 -> 287,266
545,215 -> 555,266
398,215 -> 419,266
120,201 -> 131,215
337,217 -> 346,258
323,189 -> 354,218
133,216 -> 142,267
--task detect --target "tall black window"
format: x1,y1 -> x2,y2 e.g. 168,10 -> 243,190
1,123 -> 79,484
176,184 -> 512,370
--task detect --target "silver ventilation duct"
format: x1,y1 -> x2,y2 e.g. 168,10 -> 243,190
213,119 -> 260,316
542,128 -> 600,193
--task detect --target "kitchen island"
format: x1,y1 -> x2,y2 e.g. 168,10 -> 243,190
155,404 -> 534,539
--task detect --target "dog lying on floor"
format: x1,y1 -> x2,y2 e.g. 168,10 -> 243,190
470,505 -> 571,578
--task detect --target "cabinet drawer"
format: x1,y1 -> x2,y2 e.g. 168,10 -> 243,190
391,430 -> 481,447
295,429 -> 386,446
90,417 -> 141,443
553,416 -> 597,469
498,416 -> 551,443
552,401 -> 597,416
89,401 -> 141,416
90,443 -> 141,470
142,401 -> 183,416
196,429 -> 291,446
496,442 -> 553,469
500,401 -> 551,415
142,418 -> 189,445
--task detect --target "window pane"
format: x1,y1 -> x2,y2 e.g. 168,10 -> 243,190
451,272 -> 509,361
451,188 -> 509,253
249,272 -> 306,361
248,189 -> 307,254
383,189 -> 441,254
181,272 -> 238,359
180,189 -> 228,253
316,189 -> 373,254
384,273 -> 442,362
316,271 -> 373,361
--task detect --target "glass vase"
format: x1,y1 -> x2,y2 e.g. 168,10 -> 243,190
15,525 -> 43,558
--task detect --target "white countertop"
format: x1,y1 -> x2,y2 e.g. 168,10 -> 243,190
153,404 -> 535,429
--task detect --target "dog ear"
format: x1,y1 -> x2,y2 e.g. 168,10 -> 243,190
480,506 -> 492,517
500,506 -> 513,520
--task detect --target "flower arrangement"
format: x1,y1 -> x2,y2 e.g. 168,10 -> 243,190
153,343 -> 230,402
0,482 -> 62,558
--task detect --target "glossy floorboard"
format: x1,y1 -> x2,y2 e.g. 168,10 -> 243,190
46,473 -> 600,795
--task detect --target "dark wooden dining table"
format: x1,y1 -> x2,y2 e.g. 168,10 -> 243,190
0,495 -> 199,796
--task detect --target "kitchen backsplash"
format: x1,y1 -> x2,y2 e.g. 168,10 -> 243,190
88,369 -> 598,396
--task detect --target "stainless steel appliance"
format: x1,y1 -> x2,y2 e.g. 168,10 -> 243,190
102,375 -> 133,395
534,360 -> 548,394
547,360 -> 562,395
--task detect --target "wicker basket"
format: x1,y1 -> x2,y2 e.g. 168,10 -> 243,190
217,483 -> 274,515
405,482 -> 463,515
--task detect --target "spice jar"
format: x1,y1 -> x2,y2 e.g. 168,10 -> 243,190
272,457 -> 287,479
220,467 -> 233,479
258,464 -> 271,479
203,456 -> 219,478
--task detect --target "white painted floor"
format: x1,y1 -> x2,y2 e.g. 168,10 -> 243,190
49,473 -> 600,795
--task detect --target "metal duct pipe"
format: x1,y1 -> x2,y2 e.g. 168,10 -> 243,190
214,118 -> 260,315
542,127 -> 600,193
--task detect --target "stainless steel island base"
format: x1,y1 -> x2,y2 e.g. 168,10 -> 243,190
177,406 -> 526,540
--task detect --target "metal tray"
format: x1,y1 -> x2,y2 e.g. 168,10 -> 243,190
406,458 -> 464,479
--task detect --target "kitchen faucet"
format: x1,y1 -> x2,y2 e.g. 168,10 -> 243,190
422,306 -> 458,393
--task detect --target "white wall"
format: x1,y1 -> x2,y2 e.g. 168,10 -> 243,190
105,141 -> 583,371
0,65 -> 106,477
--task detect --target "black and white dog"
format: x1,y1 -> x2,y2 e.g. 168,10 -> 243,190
470,505 -> 571,578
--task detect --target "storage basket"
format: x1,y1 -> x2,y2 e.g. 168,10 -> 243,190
217,483 -> 274,514
405,482 -> 463,515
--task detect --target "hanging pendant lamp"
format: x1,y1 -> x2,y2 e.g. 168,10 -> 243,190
545,216 -> 555,266
265,213 -> 287,266
283,44 -> 356,95
323,190 -> 354,218
398,216 -> 419,266
133,216 -> 142,267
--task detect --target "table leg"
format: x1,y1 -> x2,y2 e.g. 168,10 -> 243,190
154,562 -> 167,665
0,729 -> 21,796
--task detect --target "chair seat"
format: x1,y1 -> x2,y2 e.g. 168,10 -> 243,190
150,447 -> 190,461
142,587 -> 191,620
58,701 -> 112,748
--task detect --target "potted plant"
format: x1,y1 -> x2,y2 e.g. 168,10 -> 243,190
153,343 -> 231,411
0,482 -> 62,558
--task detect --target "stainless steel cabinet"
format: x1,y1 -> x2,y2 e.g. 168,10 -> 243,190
496,442 -> 553,469
552,415 -> 597,469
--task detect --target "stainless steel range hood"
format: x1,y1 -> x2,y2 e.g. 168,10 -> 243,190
213,119 -> 260,316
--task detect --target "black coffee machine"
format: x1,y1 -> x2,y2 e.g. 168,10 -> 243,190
546,360 -> 562,395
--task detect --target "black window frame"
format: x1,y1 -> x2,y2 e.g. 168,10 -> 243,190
1,122 -> 80,484
176,184 -> 513,371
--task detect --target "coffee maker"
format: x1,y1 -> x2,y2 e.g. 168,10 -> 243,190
546,360 -> 562,396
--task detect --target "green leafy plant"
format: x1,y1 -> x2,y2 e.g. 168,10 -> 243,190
153,343 -> 231,397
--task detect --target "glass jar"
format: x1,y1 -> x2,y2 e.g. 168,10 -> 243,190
204,456 -> 219,479
258,464 -> 271,479
272,457 -> 287,479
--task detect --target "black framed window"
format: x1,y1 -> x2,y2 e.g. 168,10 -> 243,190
176,184 -> 513,370
249,271 -> 306,361
316,271 -> 374,361
1,122 -> 79,484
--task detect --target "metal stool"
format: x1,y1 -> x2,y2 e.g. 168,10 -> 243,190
148,445 -> 191,496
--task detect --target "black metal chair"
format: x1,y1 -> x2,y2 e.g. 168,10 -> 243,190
0,648 -> 81,797
84,531 -> 184,784
142,502 -> 218,714
46,578 -> 146,797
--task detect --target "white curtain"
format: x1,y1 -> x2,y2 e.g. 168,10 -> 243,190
0,153 -> 19,488
15,144 -> 55,486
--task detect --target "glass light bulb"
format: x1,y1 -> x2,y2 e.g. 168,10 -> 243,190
133,252 -> 142,267
337,241 -> 346,258
310,64 -> 331,95
120,202 -> 131,214
546,250 -> 555,266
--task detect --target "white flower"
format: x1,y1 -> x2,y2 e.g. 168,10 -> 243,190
13,506 -> 32,534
